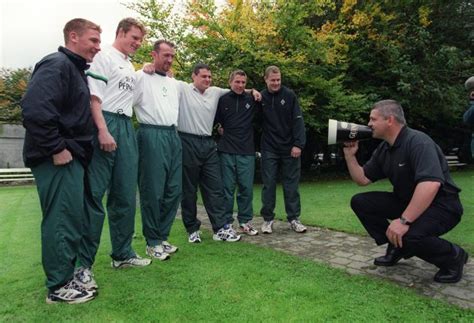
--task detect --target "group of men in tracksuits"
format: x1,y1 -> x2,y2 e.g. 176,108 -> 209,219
22,14 -> 471,306
215,67 -> 308,237
22,16 -> 307,304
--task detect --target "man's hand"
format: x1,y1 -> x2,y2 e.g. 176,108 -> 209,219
251,89 -> 262,102
53,149 -> 73,166
386,219 -> 409,248
143,62 -> 154,75
342,140 -> 371,186
291,146 -> 302,158
343,140 -> 359,158
98,129 -> 117,152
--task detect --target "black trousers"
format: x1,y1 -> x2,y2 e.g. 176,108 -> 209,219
260,150 -> 301,222
179,133 -> 229,233
351,191 -> 463,269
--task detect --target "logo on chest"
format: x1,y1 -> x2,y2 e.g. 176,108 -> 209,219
118,76 -> 134,92
280,99 -> 286,106
245,103 -> 251,109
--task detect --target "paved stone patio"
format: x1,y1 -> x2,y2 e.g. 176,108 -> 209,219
193,206 -> 473,309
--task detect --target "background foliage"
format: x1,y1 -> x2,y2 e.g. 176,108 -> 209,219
130,0 -> 474,163
1,0 -> 473,163
0,68 -> 31,123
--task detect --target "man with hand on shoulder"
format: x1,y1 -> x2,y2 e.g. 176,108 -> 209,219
77,18 -> 150,293
134,40 -> 181,261
215,70 -> 259,236
177,64 -> 242,243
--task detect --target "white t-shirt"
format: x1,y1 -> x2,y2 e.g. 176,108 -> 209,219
133,70 -> 180,126
177,81 -> 229,136
87,45 -> 136,117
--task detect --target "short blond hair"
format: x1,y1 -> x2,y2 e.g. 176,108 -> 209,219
116,17 -> 146,38
63,18 -> 101,44
264,65 -> 280,78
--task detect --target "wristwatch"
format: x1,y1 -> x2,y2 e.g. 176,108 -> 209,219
399,216 -> 412,225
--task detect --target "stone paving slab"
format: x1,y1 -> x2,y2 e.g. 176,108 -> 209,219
191,206 -> 474,309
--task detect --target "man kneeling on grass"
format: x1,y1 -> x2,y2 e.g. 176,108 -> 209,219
343,99 -> 468,284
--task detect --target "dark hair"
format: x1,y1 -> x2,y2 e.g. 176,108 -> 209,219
229,69 -> 247,82
372,99 -> 407,125
115,17 -> 146,38
153,40 -> 175,52
193,63 -> 211,75
63,18 -> 101,44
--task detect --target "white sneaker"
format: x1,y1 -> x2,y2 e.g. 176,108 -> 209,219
161,241 -> 178,254
146,245 -> 170,261
213,224 -> 241,242
46,279 -> 95,304
240,222 -> 258,236
290,219 -> 307,233
261,220 -> 274,234
188,231 -> 202,243
74,267 -> 98,290
111,255 -> 152,268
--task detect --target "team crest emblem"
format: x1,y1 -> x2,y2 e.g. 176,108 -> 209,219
280,99 -> 286,105
245,103 -> 251,109
162,87 -> 168,97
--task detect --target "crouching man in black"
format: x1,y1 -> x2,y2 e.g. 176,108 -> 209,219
343,99 -> 468,283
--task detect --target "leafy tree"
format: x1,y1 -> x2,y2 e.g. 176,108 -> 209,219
130,0 -> 370,128
126,0 -> 473,165
0,68 -> 31,124
332,0 -> 474,150
2,0 -> 472,162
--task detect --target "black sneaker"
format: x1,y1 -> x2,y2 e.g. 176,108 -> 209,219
46,280 -> 95,304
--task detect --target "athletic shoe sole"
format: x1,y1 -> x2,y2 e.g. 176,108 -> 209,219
146,254 -> 170,261
46,293 -> 95,304
111,259 -> 152,269
212,235 -> 241,242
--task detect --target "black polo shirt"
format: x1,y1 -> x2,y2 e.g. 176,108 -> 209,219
215,90 -> 256,155
363,126 -> 461,204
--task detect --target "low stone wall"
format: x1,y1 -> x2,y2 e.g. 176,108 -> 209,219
0,124 -> 25,168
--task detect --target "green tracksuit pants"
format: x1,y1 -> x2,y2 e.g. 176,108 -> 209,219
179,132 -> 230,233
219,152 -> 255,225
137,124 -> 182,247
79,112 -> 137,268
32,159 -> 85,291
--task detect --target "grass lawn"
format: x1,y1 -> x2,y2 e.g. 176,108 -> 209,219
252,168 -> 474,254
1,183 -> 473,321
